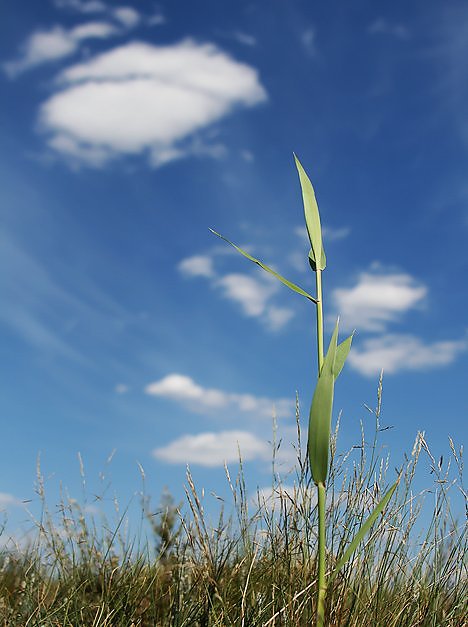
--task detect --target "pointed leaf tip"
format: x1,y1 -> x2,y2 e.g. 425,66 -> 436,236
294,155 -> 326,271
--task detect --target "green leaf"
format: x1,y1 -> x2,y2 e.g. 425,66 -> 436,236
210,229 -> 317,303
330,479 -> 400,582
294,154 -> 326,271
333,332 -> 354,379
308,321 -> 339,484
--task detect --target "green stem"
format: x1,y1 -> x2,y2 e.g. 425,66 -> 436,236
316,481 -> 327,627
316,269 -> 324,373
315,268 -> 326,625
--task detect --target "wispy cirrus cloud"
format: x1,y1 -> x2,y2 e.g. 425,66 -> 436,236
145,373 -> 294,419
37,40 -> 266,167
368,18 -> 410,40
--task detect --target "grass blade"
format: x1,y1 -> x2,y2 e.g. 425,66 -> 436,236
330,479 -> 400,581
210,229 -> 318,303
294,154 -> 326,271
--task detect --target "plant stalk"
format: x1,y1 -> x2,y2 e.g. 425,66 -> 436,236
315,268 -> 326,626
315,268 -> 324,373
316,480 -> 327,627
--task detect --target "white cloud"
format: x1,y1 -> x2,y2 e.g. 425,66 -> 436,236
112,7 -> 140,28
179,249 -> 294,331
294,224 -> 350,244
148,13 -> 165,27
301,28 -> 316,56
241,149 -> 254,162
216,273 -> 276,317
115,383 -> 128,394
348,334 -> 467,377
145,373 -> 294,419
0,493 -> 21,509
266,306 -> 295,331
178,255 -> 215,278
38,40 -> 267,166
153,430 -> 271,467
54,0 -> 107,13
368,18 -> 410,40
215,272 -> 294,330
322,225 -> 351,241
4,22 -> 118,76
332,271 -> 427,332
233,32 -> 257,47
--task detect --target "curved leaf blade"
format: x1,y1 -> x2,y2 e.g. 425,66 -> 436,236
210,229 -> 317,303
294,154 -> 326,271
308,321 -> 339,484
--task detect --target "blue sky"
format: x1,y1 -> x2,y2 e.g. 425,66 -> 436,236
1,0 -> 467,539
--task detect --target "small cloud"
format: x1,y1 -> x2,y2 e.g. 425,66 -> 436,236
153,430 -> 271,467
301,27 -> 316,56
348,334 -> 467,377
368,18 -> 410,40
216,273 -> 276,317
241,149 -> 254,162
4,21 -> 118,76
294,224 -> 350,243
178,255 -> 215,278
145,373 -> 293,418
332,270 -> 427,332
233,31 -> 257,47
54,0 -> 107,13
39,40 -> 267,167
148,13 -> 165,26
0,492 -> 22,509
115,383 -> 128,394
112,6 -> 140,28
180,249 -> 294,331
265,306 -> 295,331
322,225 -> 351,241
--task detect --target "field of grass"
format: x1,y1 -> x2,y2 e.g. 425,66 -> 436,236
0,402 -> 466,626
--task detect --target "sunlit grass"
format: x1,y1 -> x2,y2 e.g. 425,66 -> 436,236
0,415 -> 465,626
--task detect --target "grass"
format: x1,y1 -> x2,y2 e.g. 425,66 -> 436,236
0,406 -> 466,626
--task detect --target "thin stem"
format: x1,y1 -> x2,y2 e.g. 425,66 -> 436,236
315,269 -> 324,373
316,480 -> 327,627
315,268 -> 326,626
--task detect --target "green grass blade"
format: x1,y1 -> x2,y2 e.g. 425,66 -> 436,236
210,229 -> 318,303
333,332 -> 354,379
330,479 -> 400,581
308,321 -> 339,484
294,154 -> 326,271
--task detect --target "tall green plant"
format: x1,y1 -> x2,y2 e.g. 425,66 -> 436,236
211,155 -> 399,626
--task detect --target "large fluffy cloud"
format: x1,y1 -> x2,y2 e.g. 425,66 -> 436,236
38,40 -> 267,166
